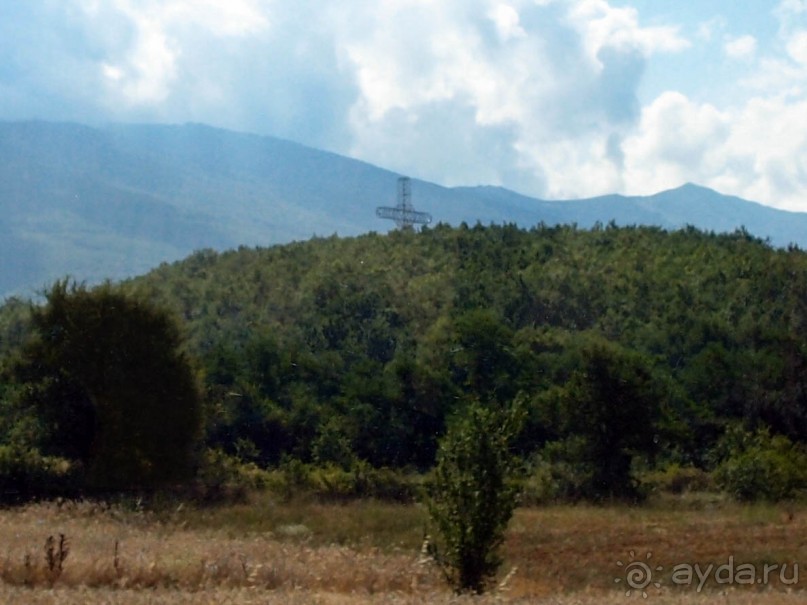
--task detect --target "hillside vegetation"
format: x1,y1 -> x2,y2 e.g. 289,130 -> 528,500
2,222 -> 807,500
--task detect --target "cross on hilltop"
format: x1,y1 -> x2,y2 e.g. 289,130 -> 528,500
376,177 -> 433,230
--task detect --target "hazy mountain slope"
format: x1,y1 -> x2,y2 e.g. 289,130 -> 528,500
101,124 -> 550,234
2,120 -> 807,298
0,121 -> 552,297
0,122 -> 233,295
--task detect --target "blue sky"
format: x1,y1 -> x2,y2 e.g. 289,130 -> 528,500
629,2 -> 778,102
2,1 -> 807,211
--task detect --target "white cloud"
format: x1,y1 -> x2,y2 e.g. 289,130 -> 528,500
161,0 -> 270,37
340,0 -> 688,197
776,0 -> 807,20
724,35 -> 757,60
623,93 -> 730,193
81,0 -> 271,106
566,0 -> 689,61
488,3 -> 526,41
621,91 -> 807,211
612,3 -> 807,211
787,31 -> 807,66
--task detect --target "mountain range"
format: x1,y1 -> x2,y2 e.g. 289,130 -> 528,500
2,120 -> 806,299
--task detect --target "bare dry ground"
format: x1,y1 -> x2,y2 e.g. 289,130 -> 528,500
0,496 -> 803,604
0,588 -> 805,605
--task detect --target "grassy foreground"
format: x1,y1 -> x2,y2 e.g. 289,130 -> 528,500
0,494 -> 803,603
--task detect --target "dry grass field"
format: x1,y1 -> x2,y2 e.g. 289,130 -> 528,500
0,494 -> 803,604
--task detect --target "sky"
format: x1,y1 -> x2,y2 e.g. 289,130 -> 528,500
3,1 -> 807,211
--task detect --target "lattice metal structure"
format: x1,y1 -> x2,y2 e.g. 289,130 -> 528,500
376,177 -> 432,230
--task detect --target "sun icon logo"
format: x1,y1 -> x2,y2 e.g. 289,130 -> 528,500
615,550 -> 663,598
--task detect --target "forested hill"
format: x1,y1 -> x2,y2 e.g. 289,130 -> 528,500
130,222 -> 805,358
98,222 -> 807,472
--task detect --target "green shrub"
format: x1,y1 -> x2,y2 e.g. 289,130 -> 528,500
310,419 -> 356,470
193,448 -> 272,503
640,463 -> 713,495
275,457 -> 312,500
424,400 -> 525,594
0,445 -> 78,501
517,456 -> 557,506
272,458 -> 418,502
328,461 -> 417,501
713,426 -> 807,501
519,438 -> 595,504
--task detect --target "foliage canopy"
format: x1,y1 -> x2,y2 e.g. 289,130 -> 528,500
8,281 -> 202,491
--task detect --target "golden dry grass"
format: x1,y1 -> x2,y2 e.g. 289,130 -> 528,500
0,496 -> 802,604
504,500 -> 807,597
0,501 -> 440,594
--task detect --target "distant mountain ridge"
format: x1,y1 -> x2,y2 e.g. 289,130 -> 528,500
2,120 -> 806,298
458,182 -> 806,246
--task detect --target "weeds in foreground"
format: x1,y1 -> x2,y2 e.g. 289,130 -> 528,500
0,502 -> 441,593
0,497 -> 804,602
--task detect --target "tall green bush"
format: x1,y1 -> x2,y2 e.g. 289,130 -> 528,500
548,340 -> 664,501
424,400 -> 525,594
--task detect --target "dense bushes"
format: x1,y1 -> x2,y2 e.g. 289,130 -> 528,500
639,463 -> 713,496
0,445 -> 77,501
713,426 -> 807,501
274,458 -> 419,502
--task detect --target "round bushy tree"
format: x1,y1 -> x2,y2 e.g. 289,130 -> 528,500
14,280 -> 202,491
